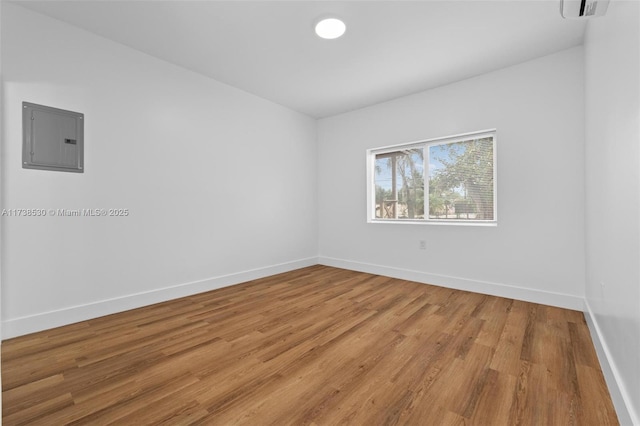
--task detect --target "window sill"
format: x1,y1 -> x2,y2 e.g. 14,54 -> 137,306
367,219 -> 497,227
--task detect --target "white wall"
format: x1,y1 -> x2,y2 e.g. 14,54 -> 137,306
318,47 -> 586,309
0,0 -> 4,416
1,4 -> 318,338
584,1 -> 640,423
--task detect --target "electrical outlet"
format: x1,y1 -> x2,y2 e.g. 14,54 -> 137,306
419,240 -> 426,250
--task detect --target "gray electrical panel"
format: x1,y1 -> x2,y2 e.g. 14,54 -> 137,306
22,102 -> 84,173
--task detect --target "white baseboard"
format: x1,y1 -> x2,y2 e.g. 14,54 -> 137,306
584,299 -> 639,426
3,256 -> 585,338
2,257 -> 318,340
318,256 -> 584,310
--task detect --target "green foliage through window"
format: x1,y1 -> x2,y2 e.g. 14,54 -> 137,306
371,132 -> 495,222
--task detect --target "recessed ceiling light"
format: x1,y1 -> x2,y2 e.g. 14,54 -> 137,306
315,18 -> 346,40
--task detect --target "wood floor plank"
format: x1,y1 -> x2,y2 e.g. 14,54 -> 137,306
575,364 -> 619,426
489,299 -> 530,376
468,368 -> 517,425
2,266 -> 619,425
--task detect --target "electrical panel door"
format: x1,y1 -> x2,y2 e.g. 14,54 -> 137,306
22,102 -> 84,173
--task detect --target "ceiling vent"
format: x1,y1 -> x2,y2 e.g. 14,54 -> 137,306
560,0 -> 610,19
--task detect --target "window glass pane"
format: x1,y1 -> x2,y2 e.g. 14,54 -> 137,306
374,148 -> 424,219
428,137 -> 494,220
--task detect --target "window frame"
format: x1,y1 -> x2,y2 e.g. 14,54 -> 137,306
366,129 -> 497,226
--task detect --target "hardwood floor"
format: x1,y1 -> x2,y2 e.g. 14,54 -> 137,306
2,265 -> 619,425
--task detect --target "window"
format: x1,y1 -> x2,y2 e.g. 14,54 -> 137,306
367,130 -> 496,224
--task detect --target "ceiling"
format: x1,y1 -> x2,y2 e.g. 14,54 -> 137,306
15,1 -> 586,118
